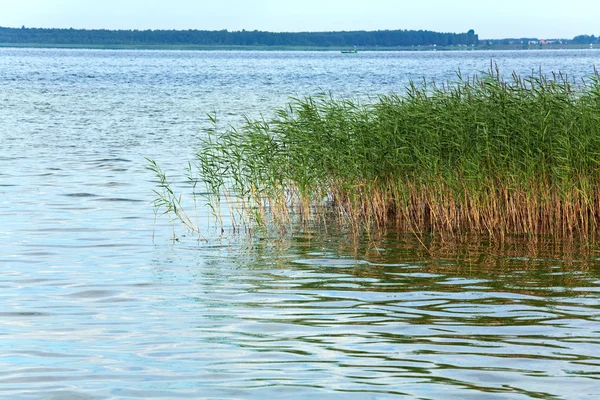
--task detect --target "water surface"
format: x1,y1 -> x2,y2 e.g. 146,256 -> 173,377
0,48 -> 599,398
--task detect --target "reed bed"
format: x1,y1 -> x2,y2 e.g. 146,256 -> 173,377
156,67 -> 600,242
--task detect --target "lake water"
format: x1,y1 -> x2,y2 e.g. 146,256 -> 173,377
0,48 -> 599,399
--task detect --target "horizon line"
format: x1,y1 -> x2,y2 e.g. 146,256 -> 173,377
1,25 -> 594,41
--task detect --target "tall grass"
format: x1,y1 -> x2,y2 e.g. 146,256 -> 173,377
154,66 -> 600,242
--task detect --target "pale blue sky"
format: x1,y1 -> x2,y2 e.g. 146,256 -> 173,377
0,0 -> 597,39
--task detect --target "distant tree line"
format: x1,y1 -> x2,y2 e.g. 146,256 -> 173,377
482,35 -> 599,46
0,26 -> 479,47
571,34 -> 599,44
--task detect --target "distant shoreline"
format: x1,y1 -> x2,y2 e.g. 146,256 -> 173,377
0,43 -> 596,51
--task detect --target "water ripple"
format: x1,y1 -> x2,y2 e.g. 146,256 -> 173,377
0,48 -> 599,398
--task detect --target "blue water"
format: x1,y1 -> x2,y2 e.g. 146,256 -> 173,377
0,48 -> 599,398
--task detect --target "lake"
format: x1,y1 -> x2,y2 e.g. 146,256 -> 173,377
0,48 -> 599,399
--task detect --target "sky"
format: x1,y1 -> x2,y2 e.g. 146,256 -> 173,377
0,0 -> 597,39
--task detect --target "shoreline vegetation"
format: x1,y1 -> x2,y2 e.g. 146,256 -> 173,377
0,26 -> 478,48
1,26 -> 598,51
149,66 -> 600,244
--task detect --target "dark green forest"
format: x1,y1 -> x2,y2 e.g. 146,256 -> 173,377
0,26 -> 479,47
571,34 -> 600,44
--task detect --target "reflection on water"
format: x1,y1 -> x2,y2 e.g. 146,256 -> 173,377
4,228 -> 597,398
0,48 -> 599,398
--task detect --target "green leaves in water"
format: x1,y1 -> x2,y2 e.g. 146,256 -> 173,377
151,66 -> 600,242
146,157 -> 206,241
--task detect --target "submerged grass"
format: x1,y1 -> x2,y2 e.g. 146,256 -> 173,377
152,66 -> 600,243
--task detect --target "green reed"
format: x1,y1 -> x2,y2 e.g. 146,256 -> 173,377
152,66 -> 600,241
